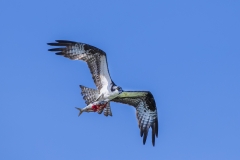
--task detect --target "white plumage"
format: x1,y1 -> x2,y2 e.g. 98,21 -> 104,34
48,40 -> 158,146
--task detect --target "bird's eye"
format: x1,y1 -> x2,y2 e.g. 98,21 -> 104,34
117,87 -> 122,92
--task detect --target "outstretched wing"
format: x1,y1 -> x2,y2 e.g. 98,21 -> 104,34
47,40 -> 113,91
112,91 -> 158,146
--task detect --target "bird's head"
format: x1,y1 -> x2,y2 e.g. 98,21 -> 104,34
111,85 -> 123,94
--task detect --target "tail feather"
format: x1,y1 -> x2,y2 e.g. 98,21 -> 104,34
80,85 -> 98,105
104,103 -> 112,117
79,85 -> 113,116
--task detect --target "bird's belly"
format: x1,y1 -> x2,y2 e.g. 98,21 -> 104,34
103,92 -> 119,100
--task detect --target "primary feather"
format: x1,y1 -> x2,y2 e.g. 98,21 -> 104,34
112,91 -> 158,146
48,40 -> 112,91
47,40 -> 158,146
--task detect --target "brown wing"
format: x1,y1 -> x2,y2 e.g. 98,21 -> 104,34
47,40 -> 113,91
112,91 -> 158,146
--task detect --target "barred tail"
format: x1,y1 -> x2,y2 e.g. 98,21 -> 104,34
79,85 -> 113,116
79,85 -> 98,105
103,103 -> 112,116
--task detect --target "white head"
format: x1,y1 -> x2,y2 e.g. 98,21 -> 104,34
111,85 -> 123,94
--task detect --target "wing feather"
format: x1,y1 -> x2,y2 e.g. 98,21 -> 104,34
112,91 -> 158,146
47,40 -> 112,91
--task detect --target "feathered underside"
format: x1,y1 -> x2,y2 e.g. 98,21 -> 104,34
47,40 -> 158,146
80,85 -> 112,116
112,91 -> 158,146
47,40 -> 112,91
80,85 -> 99,105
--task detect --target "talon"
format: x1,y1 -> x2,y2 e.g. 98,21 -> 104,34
103,103 -> 107,108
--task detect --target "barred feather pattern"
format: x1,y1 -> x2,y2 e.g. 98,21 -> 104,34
103,103 -> 112,116
80,85 -> 112,116
112,92 -> 158,146
80,85 -> 99,105
85,55 -> 103,90
47,40 -> 111,91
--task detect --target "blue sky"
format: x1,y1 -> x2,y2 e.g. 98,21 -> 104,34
0,0 -> 240,159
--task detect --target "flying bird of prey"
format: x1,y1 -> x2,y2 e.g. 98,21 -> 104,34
47,40 -> 158,146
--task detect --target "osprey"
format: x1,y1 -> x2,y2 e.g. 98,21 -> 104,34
47,40 -> 158,146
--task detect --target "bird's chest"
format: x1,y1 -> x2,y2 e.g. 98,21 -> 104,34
100,88 -> 119,100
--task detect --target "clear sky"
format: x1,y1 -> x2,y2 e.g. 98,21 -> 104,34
0,0 -> 240,160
